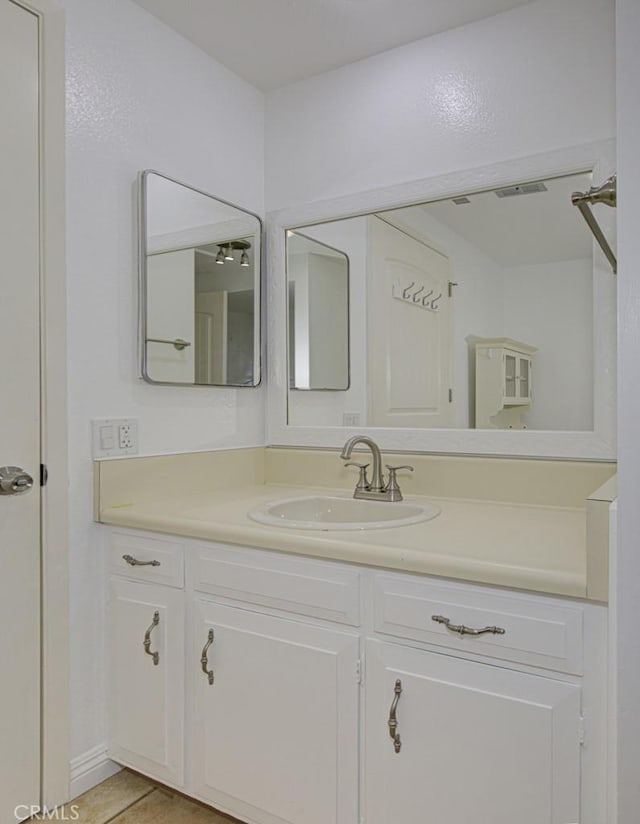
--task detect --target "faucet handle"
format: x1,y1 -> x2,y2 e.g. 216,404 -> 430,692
345,462 -> 370,491
385,465 -> 414,496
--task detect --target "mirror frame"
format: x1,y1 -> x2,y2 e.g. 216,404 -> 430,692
138,169 -> 263,388
267,141 -> 616,459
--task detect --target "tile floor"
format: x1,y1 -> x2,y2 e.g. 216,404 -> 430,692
42,769 -> 241,823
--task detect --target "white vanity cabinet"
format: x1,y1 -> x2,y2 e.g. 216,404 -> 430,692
104,528 -> 606,824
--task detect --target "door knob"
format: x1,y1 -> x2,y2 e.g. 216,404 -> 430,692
0,466 -> 34,495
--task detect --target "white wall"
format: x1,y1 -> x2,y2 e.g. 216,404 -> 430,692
502,259 -> 593,431
265,0 -> 615,212
615,1 -> 640,821
60,0 -> 265,773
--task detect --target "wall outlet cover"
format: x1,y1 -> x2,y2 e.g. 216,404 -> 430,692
92,418 -> 139,457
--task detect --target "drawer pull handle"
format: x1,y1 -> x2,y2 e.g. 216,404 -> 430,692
201,629 -> 215,685
432,614 -> 506,636
143,611 -> 160,666
123,554 -> 161,567
388,679 -> 402,753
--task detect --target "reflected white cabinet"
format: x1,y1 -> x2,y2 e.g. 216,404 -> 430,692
107,578 -> 185,785
364,639 -> 581,824
475,337 -> 537,429
190,599 -> 359,824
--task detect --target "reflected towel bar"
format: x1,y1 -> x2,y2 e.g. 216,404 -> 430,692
146,337 -> 192,350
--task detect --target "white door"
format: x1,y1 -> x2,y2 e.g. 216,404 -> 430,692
368,216 -> 454,427
364,640 -> 581,824
146,249 -> 195,382
107,579 -> 185,786
0,0 -> 41,817
195,290 -> 227,383
191,600 -> 360,824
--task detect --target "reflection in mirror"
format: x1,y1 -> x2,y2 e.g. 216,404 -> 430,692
139,171 -> 262,386
287,231 -> 350,390
286,171 -> 597,430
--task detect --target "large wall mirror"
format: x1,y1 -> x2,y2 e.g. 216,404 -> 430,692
286,172 -> 602,430
139,170 -> 262,386
271,144 -> 617,458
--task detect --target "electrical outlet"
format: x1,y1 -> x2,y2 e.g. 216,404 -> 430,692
92,418 -> 139,457
119,422 -> 133,449
343,413 -> 361,427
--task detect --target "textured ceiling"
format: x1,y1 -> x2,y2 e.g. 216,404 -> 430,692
131,0 -> 533,90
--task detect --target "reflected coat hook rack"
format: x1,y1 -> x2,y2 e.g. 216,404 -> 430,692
394,281 -> 442,312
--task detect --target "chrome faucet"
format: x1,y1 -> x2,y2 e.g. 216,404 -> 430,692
340,435 -> 413,502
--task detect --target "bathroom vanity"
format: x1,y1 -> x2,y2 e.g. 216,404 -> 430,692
97,447 -> 613,824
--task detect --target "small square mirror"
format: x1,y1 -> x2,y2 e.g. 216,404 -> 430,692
138,170 -> 262,387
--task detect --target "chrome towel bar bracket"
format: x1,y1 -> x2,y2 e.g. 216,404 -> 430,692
571,174 -> 617,275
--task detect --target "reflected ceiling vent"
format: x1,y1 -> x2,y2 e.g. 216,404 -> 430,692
452,196 -> 471,205
494,182 -> 548,198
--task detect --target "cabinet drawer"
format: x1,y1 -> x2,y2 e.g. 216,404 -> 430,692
190,543 -> 361,626
109,530 -> 184,588
373,575 -> 583,675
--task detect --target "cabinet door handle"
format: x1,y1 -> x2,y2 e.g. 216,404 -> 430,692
143,611 -> 160,666
432,614 -> 506,636
123,554 -> 161,567
388,679 -> 402,753
200,629 -> 215,685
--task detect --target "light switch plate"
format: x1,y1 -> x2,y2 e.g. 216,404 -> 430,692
92,418 -> 139,457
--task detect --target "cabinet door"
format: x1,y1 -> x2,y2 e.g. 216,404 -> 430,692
503,351 -> 518,400
191,600 -> 359,824
364,640 -> 581,824
108,578 -> 185,785
518,354 -> 532,400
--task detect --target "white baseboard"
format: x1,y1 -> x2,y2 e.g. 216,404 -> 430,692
70,744 -> 122,799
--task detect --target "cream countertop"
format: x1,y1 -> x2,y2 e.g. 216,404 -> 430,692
95,447 -> 616,601
99,484 -> 588,599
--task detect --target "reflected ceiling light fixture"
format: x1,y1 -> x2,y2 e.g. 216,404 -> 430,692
215,239 -> 252,268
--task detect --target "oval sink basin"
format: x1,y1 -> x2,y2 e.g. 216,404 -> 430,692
248,495 -> 440,531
